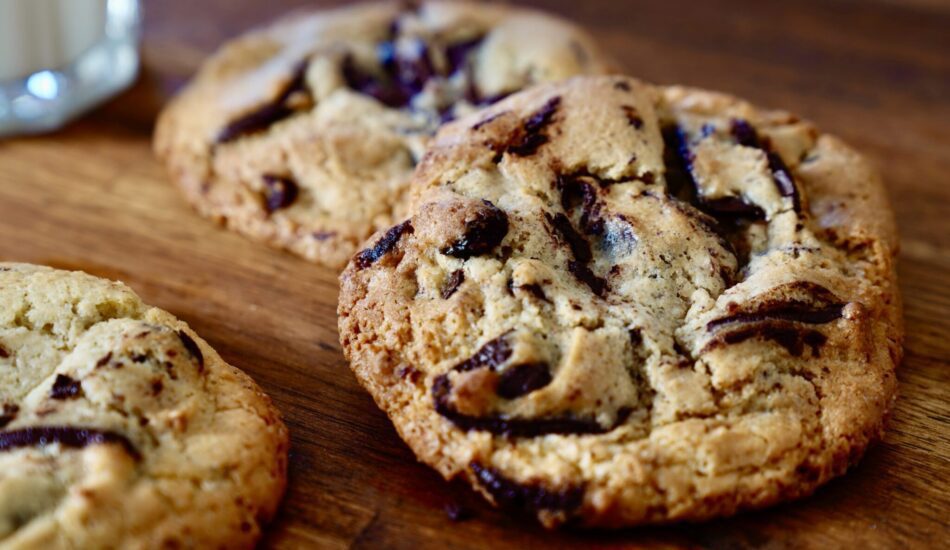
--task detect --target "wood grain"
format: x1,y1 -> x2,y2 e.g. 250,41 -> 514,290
1,0 -> 948,547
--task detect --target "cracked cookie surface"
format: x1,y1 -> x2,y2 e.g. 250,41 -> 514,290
338,76 -> 902,527
155,1 -> 615,269
0,264 -> 288,548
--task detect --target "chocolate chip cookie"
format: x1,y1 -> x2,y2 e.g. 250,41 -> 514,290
338,76 -> 901,527
155,1 -> 615,269
0,264 -> 288,547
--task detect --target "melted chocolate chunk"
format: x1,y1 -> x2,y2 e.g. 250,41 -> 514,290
663,124 -> 769,224
453,334 -> 512,373
354,220 -> 414,269
441,201 -> 509,259
547,212 -> 592,263
568,261 -> 608,297
0,344 -> 8,358
506,97 -> 561,157
707,302 -> 846,331
546,212 -> 608,296
557,175 -> 603,235
394,39 -> 435,95
0,426 -> 140,460
95,352 -> 113,368
262,175 -> 299,213
216,62 -> 309,143
177,330 -> 204,371
622,105 -> 644,129
445,35 -> 485,75
515,283 -> 549,302
702,196 -> 766,220
433,372 -> 632,436
471,462 -> 584,516
719,323 -> 828,357
49,374 -> 81,400
441,269 -> 465,299
343,53 -> 410,108
0,404 -> 19,429
496,362 -> 552,399
730,119 -> 801,212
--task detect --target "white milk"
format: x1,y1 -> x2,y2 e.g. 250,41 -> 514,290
0,0 -> 109,80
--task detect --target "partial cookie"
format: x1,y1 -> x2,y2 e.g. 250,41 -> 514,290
0,264 -> 288,548
338,76 -> 901,527
155,1 -> 615,269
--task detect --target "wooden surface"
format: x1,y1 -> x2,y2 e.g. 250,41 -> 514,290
1,0 -> 948,547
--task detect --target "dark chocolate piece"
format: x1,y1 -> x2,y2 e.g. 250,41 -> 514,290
453,334 -> 512,373
506,96 -> 561,157
445,35 -> 485,75
568,261 -> 608,297
716,323 -> 828,357
471,462 -> 584,515
262,175 -> 299,213
730,119 -> 801,212
354,220 -> 414,269
441,201 -> 509,259
216,61 -> 309,143
515,283 -> 549,303
0,426 -> 140,460
177,330 -> 204,371
622,105 -> 644,129
702,196 -> 766,220
0,344 -> 8,358
441,269 -> 465,299
496,362 -> 552,399
707,302 -> 846,331
49,374 -> 81,400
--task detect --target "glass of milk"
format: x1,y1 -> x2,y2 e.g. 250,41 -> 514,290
0,0 -> 141,137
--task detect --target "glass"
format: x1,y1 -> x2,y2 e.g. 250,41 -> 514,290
0,0 -> 141,137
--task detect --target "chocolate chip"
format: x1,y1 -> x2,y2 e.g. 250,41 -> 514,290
177,330 -> 204,371
342,54 -> 410,108
453,334 -> 512,373
394,39 -> 436,95
506,96 -> 561,157
397,365 -> 422,384
0,426 -> 140,460
515,283 -> 549,302
441,201 -> 509,259
216,61 -> 309,143
557,175 -> 603,235
629,328 -> 643,348
730,119 -> 801,212
354,220 -> 414,269
49,374 -> 81,400
445,35 -> 485,75
622,105 -> 644,129
95,352 -> 113,368
702,196 -> 766,220
718,323 -> 828,357
262,175 -> 299,213
470,462 -> 584,515
433,374 -> 632,436
0,345 -> 8,358
568,261 -> 608,297
546,212 -> 592,263
707,302 -> 845,331
613,80 -> 631,91
441,269 -> 465,299
496,362 -> 552,399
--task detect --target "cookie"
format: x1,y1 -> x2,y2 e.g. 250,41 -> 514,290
154,1 -> 615,269
338,76 -> 901,527
0,264 -> 288,547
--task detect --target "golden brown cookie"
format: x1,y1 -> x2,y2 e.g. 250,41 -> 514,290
338,76 -> 901,527
0,263 -> 288,547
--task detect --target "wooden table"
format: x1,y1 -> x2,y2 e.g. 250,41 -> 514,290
1,0 -> 947,547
